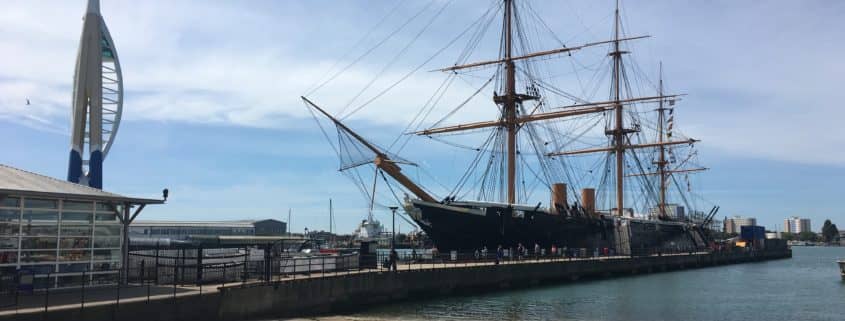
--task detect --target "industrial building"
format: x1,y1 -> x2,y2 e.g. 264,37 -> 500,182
724,216 -> 757,234
0,164 -> 162,288
129,219 -> 286,240
784,216 -> 812,234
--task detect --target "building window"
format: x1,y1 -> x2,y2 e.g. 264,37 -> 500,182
94,237 -> 120,248
60,237 -> 91,249
20,237 -> 57,249
20,250 -> 57,263
59,263 -> 90,273
24,198 -> 58,210
0,251 -> 17,264
1,197 -> 20,208
93,249 -> 120,261
23,210 -> 58,222
59,249 -> 91,262
0,222 -> 19,236
95,213 -> 118,222
0,209 -> 20,223
21,224 -> 58,237
61,225 -> 93,237
62,212 -> 93,223
0,237 -> 18,249
95,202 -> 116,212
95,225 -> 121,237
63,200 -> 94,211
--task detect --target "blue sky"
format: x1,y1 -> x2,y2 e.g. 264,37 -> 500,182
1,0 -> 844,233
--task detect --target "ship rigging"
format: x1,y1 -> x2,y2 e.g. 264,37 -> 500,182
304,0 -> 717,251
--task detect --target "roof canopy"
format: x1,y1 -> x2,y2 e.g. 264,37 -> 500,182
0,164 -> 163,205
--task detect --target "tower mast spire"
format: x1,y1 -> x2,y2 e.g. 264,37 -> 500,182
611,0 -> 625,216
504,0 -> 517,204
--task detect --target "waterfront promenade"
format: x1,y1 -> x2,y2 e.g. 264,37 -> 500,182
0,248 -> 790,321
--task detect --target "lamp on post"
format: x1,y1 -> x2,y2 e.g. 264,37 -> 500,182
388,206 -> 398,249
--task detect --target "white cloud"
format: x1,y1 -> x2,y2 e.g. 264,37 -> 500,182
1,0 -> 843,168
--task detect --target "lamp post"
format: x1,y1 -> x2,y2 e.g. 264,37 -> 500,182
389,206 -> 398,249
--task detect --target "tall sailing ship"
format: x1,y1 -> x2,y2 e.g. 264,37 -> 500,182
304,0 -> 719,254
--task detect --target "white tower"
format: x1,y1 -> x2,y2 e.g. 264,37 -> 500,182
67,0 -> 123,189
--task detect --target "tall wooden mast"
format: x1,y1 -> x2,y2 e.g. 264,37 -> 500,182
656,62 -> 668,218
414,0 -> 662,206
611,1 -> 626,216
504,0 -> 517,204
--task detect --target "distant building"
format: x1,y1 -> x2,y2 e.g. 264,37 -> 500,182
784,217 -> 811,234
648,204 -> 685,220
130,219 -> 286,240
724,216 -> 757,234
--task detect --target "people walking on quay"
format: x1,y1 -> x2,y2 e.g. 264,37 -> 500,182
389,248 -> 398,273
496,245 -> 503,265
482,246 -> 488,260
534,243 -> 540,260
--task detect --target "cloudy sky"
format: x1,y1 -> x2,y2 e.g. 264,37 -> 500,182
1,0 -> 843,233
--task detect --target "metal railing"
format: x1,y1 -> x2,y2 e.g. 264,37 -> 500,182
0,245 -> 774,319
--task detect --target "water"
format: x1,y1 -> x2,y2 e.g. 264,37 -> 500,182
310,247 -> 845,321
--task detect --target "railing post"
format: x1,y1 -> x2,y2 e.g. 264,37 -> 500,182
80,269 -> 86,315
243,247 -> 249,285
155,245 -> 161,285
43,272 -> 50,319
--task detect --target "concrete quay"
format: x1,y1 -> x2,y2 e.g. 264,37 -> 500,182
1,249 -> 791,321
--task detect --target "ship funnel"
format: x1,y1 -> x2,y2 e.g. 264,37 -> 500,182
550,183 -> 567,214
581,188 -> 596,215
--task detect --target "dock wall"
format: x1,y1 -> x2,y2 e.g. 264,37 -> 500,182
219,249 -> 790,321
4,249 -> 791,321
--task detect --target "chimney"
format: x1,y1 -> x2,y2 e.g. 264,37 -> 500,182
581,188 -> 596,215
550,183 -> 567,214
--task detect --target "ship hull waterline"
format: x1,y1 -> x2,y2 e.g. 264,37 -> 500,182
405,199 -> 707,255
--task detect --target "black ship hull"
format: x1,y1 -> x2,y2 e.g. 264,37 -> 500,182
406,199 -> 707,254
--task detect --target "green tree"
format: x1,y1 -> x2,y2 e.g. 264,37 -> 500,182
821,219 -> 840,243
780,232 -> 795,241
798,231 -> 819,242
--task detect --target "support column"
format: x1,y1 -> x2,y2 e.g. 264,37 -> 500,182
120,202 -> 131,284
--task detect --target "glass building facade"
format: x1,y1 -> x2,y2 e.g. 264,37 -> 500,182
0,196 -> 123,288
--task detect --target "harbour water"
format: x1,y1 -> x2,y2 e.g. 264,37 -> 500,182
296,247 -> 844,321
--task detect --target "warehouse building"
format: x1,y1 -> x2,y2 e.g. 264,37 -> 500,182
129,219 -> 286,240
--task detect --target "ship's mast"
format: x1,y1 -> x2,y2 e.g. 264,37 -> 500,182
504,0 -> 517,204
611,1 -> 625,216
656,62 -> 667,219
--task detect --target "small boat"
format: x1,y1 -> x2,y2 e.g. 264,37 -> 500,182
839,260 -> 845,280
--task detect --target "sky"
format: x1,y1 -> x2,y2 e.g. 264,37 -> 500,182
1,0 -> 844,233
